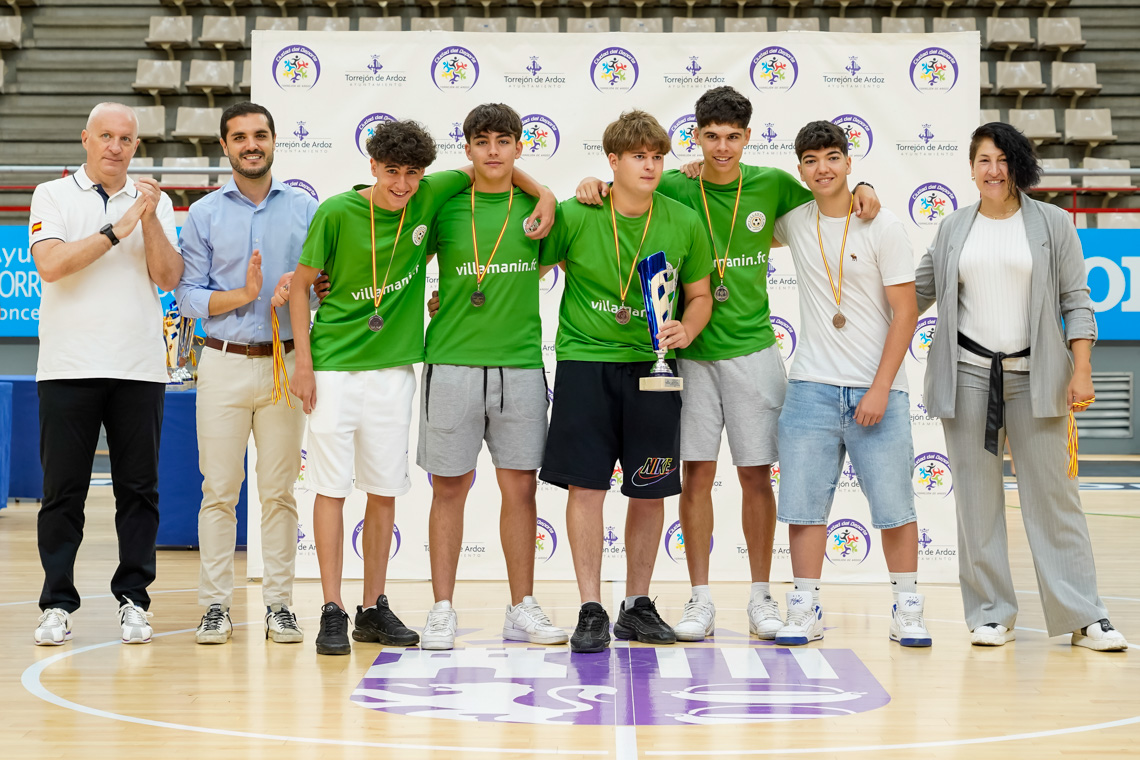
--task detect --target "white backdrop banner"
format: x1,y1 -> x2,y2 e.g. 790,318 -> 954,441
248,30 -> 978,584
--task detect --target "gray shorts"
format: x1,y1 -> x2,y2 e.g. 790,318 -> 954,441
678,344 -> 787,466
417,364 -> 549,476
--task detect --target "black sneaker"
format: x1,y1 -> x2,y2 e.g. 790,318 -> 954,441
315,603 -> 351,655
353,594 -> 420,646
613,597 -> 677,645
570,602 -> 611,654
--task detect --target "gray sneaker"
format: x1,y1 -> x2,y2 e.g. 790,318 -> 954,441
196,603 -> 231,645
265,604 -> 304,643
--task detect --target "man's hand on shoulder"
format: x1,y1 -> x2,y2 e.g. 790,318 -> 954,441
575,178 -> 609,206
680,161 -> 702,179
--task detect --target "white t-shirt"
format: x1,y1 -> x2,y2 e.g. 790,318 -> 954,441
957,209 -> 1033,372
774,202 -> 914,391
29,165 -> 179,383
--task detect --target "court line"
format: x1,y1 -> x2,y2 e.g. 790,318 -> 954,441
20,629 -> 607,756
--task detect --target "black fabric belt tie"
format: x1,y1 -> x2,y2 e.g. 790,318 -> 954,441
957,332 -> 1030,456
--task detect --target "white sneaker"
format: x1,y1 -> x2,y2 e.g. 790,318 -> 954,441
118,598 -> 153,644
890,592 -> 932,647
503,596 -> 569,645
421,600 -> 457,650
774,591 -> 823,646
34,608 -> 72,646
196,604 -> 232,644
1072,619 -> 1129,651
265,604 -> 304,643
971,623 -> 1015,646
747,595 -> 783,640
673,596 -> 715,642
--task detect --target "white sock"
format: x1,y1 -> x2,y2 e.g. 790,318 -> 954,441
793,577 -> 821,606
691,585 -> 712,603
890,572 -> 918,598
431,600 -> 452,611
624,595 -> 649,610
750,582 -> 771,602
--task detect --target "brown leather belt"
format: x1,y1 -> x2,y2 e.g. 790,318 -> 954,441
204,336 -> 293,357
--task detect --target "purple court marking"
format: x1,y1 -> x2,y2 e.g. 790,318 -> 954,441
351,646 -> 890,726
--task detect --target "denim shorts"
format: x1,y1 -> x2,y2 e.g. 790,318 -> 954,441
776,380 -> 916,530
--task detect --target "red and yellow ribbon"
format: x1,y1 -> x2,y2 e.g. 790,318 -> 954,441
1066,397 -> 1094,479
270,308 -> 294,408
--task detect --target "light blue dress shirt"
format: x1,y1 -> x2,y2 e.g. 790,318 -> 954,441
176,178 -> 318,344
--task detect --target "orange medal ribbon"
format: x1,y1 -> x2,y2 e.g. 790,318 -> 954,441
469,187 -> 514,305
698,171 -> 742,293
607,189 -> 654,322
815,193 -> 854,329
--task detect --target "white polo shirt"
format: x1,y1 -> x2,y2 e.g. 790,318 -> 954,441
28,165 -> 179,383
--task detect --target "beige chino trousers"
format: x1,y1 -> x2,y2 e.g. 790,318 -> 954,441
196,346 -> 305,611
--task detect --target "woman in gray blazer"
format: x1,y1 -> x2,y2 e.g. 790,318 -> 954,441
915,122 -> 1127,651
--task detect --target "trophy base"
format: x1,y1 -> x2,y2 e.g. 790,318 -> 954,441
640,375 -> 683,392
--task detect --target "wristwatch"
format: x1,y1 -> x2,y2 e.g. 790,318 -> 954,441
100,223 -> 120,246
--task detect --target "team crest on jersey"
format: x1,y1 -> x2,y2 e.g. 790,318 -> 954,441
412,224 -> 427,246
746,211 -> 767,232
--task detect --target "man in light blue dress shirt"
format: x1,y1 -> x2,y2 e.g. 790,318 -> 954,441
176,102 -> 322,646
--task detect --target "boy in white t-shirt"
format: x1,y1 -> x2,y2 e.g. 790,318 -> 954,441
771,121 -> 930,647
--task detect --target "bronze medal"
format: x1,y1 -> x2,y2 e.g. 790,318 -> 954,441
616,306 -> 632,325
714,284 -> 730,303
368,314 -> 384,332
470,290 -> 486,307
832,312 -> 846,329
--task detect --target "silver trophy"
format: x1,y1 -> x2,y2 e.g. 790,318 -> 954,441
637,251 -> 683,392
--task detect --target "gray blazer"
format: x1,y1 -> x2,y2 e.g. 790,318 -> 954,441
915,192 -> 1097,419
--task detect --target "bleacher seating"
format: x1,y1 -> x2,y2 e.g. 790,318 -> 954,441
620,17 -> 664,33
135,105 -> 168,141
410,17 -> 454,31
776,17 -> 820,32
132,60 -> 181,104
239,59 -> 251,94
1051,62 -> 1101,107
932,17 -> 975,34
981,109 -> 1002,125
1099,213 -> 1140,229
1038,158 -> 1073,189
306,16 -> 350,32
1008,109 -> 1063,144
198,16 -> 246,59
724,17 -> 767,32
128,157 -> 155,182
464,17 -> 507,32
186,60 -> 234,107
145,16 -> 192,59
986,17 -> 1033,57
994,61 -> 1045,108
172,106 -> 223,153
829,17 -> 872,33
1037,17 -> 1085,57
0,16 -> 22,48
981,61 -> 992,95
1081,158 -> 1131,189
673,17 -> 715,33
567,17 -> 610,32
254,17 -> 299,32
881,17 -> 924,33
1065,109 -> 1118,149
359,17 -> 403,31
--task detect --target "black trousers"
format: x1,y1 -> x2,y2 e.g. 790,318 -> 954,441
37,379 -> 165,612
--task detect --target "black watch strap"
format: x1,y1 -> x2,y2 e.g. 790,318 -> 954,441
855,181 -> 874,190
100,223 -> 120,246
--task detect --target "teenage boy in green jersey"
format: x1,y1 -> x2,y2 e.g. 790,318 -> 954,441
418,103 -> 567,650
577,86 -> 880,641
540,110 -> 714,654
289,120 -> 555,656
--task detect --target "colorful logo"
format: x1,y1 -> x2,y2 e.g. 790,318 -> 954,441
746,210 -> 767,233
412,224 -> 427,246
825,518 -> 871,565
771,315 -> 797,362
750,47 -> 798,92
664,519 -> 713,563
352,646 -> 891,724
770,463 -> 781,489
590,47 -> 639,92
669,114 -> 699,159
831,114 -> 874,159
283,179 -> 318,201
631,457 -> 678,488
273,45 -> 320,91
432,46 -> 479,91
355,112 -> 397,157
519,113 -> 560,159
609,466 -> 623,491
352,520 -> 401,560
535,517 -> 558,563
909,316 -> 937,363
910,47 -> 959,93
913,452 -> 953,497
908,182 -> 958,227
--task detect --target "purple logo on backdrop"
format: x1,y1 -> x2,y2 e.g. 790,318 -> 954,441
427,470 -> 477,489
909,182 -> 958,227
770,315 -> 797,362
590,47 -> 639,92
909,316 -> 937,362
519,114 -> 560,159
355,112 -> 397,157
750,47 -> 798,92
274,45 -> 321,90
826,519 -> 871,565
664,519 -> 712,563
432,46 -> 480,91
770,463 -> 781,488
351,646 -> 890,724
919,528 -> 933,549
913,452 -> 953,497
283,179 -> 318,201
669,114 -> 699,159
535,517 -> 558,563
297,523 -> 306,544
352,521 -> 401,560
831,114 -> 874,159
910,47 -> 959,93
540,265 -> 560,294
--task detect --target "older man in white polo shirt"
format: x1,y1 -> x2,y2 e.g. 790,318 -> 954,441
28,102 -> 183,646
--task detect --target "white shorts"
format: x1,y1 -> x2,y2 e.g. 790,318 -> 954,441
304,367 -> 416,498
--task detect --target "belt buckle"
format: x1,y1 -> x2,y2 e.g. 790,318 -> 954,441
244,344 -> 256,356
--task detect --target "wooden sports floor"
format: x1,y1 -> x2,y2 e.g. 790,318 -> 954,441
2,481 -> 1137,760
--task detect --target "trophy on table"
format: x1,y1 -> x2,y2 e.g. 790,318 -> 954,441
163,303 -> 196,389
637,251 -> 683,392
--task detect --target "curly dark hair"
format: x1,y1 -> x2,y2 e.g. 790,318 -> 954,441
969,122 -> 1041,194
794,120 -> 847,161
694,86 -> 752,130
365,119 -> 437,169
462,103 -> 523,143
